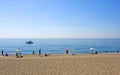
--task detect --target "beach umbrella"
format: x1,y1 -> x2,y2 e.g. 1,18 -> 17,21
89,48 -> 95,50
89,48 -> 95,54
16,48 -> 20,52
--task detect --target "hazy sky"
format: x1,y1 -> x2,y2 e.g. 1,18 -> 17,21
0,0 -> 120,39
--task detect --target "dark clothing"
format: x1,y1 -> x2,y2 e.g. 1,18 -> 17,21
117,50 -> 119,53
16,52 -> 19,58
1,50 -> 4,56
33,51 -> 35,55
39,49 -> 41,56
5,53 -> 8,56
95,51 -> 98,54
66,50 -> 69,54
45,53 -> 47,56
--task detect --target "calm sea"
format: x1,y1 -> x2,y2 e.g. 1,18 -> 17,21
0,39 -> 120,54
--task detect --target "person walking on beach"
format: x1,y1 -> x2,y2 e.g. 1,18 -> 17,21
1,50 -> 4,56
39,48 -> 41,56
117,49 -> 119,54
33,50 -> 35,55
66,49 -> 69,54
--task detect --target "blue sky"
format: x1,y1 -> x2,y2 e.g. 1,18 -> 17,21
0,0 -> 120,39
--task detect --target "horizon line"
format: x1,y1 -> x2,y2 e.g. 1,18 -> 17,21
0,38 -> 120,40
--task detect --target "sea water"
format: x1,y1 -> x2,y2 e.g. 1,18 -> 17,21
0,39 -> 120,54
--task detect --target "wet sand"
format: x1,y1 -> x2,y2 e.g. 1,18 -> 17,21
0,54 -> 120,75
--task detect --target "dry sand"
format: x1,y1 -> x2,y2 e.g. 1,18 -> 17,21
0,54 -> 120,75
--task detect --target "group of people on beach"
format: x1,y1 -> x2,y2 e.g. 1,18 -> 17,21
1,50 -> 8,57
32,48 -> 42,56
16,51 -> 23,58
93,49 -> 119,54
16,48 -> 42,58
0,48 -> 119,58
32,49 -> 49,57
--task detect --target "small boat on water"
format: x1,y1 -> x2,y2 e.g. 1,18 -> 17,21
26,41 -> 33,44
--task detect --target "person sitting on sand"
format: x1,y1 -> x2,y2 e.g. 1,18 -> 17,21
95,51 -> 98,54
19,52 -> 23,58
16,52 -> 19,58
5,53 -> 8,56
45,53 -> 48,57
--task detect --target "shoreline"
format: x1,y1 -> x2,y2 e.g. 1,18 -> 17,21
0,53 -> 119,58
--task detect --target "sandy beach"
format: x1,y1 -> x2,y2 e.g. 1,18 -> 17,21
0,54 -> 120,75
